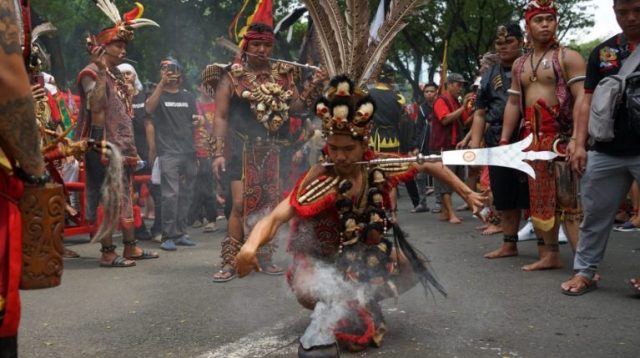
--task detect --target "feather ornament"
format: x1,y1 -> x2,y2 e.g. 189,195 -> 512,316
128,18 -> 160,29
94,0 -> 122,24
346,0 -> 370,78
123,2 -> 144,22
319,1 -> 348,73
359,0 -> 429,88
216,36 -> 242,55
304,1 -> 340,76
303,0 -> 428,87
31,22 -> 57,44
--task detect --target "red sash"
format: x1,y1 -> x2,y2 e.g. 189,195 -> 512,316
0,171 -> 23,336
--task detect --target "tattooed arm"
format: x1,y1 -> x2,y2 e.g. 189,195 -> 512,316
0,0 -> 45,176
81,46 -> 109,127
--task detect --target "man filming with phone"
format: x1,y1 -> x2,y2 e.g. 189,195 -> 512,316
145,57 -> 198,251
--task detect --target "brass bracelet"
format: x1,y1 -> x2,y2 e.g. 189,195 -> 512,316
212,136 -> 225,158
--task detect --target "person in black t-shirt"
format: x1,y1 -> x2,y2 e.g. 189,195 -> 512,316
412,83 -> 438,212
469,23 -> 530,258
145,58 -> 197,251
562,0 -> 640,296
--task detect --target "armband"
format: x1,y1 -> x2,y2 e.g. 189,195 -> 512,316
566,76 -> 586,86
212,136 -> 225,158
507,89 -> 521,97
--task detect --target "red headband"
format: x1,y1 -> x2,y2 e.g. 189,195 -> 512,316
96,27 -> 131,46
241,30 -> 274,50
524,0 -> 557,23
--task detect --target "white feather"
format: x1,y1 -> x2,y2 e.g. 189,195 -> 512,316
129,18 -> 161,28
96,0 -> 121,24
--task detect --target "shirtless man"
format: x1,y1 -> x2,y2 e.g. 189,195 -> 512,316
500,0 -> 586,271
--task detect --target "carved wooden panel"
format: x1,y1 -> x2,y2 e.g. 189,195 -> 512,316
19,183 -> 64,290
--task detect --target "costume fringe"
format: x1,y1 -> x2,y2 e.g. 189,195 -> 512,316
393,223 -> 447,297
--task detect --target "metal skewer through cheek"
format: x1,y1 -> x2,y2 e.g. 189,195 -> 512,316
244,52 -> 320,71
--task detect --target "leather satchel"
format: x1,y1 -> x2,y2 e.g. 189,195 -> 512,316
19,183 -> 64,290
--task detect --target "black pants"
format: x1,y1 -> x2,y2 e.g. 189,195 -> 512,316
404,179 -> 421,207
0,336 -> 18,358
188,157 -> 217,223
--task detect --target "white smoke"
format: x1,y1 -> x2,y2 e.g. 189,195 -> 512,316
297,260 -> 368,349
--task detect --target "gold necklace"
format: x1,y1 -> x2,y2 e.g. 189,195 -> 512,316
529,46 -> 553,82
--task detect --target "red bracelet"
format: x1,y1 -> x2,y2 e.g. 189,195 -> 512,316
498,139 -> 509,146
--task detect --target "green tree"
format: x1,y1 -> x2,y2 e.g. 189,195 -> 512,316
31,0 -> 301,90
390,0 -> 594,100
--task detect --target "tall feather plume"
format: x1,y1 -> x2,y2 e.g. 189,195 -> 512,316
215,36 -> 241,55
319,1 -> 348,74
31,23 -> 57,44
303,1 -> 340,76
94,0 -> 122,24
358,0 -> 429,88
346,0 -> 371,80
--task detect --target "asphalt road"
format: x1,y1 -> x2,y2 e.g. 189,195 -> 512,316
19,195 -> 640,358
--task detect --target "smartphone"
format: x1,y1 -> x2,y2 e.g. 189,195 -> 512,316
163,63 -> 179,74
31,73 -> 45,87
85,35 -> 104,56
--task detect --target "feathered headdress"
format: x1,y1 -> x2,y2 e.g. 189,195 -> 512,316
524,0 -> 557,23
228,0 -> 274,51
92,1 -> 159,45
315,75 -> 376,140
303,0 -> 429,89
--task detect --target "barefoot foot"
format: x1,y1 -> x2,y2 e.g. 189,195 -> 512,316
484,244 -> 518,259
448,216 -> 461,224
481,224 -> 503,235
522,253 -> 562,271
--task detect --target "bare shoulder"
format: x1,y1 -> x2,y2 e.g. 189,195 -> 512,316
560,47 -> 586,66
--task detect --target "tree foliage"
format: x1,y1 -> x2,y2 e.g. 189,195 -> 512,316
390,0 -> 595,100
31,0 -> 596,100
31,0 -> 300,90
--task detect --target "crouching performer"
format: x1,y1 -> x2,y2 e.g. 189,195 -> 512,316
236,76 -> 485,357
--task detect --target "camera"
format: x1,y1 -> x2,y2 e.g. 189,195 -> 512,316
162,63 -> 179,74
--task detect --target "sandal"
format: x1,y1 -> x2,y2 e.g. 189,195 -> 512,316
123,240 -> 159,260
125,249 -> 159,260
260,262 -> 284,276
100,256 -> 136,268
561,274 -> 597,296
63,248 -> 80,258
213,265 -> 236,282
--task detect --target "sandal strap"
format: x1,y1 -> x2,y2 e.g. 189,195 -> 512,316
100,244 -> 117,253
112,256 -> 127,265
220,236 -> 243,267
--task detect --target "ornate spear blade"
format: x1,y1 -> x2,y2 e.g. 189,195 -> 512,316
322,134 -> 557,179
440,134 -> 556,179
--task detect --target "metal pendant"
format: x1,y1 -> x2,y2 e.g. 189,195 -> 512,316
530,75 -> 537,82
